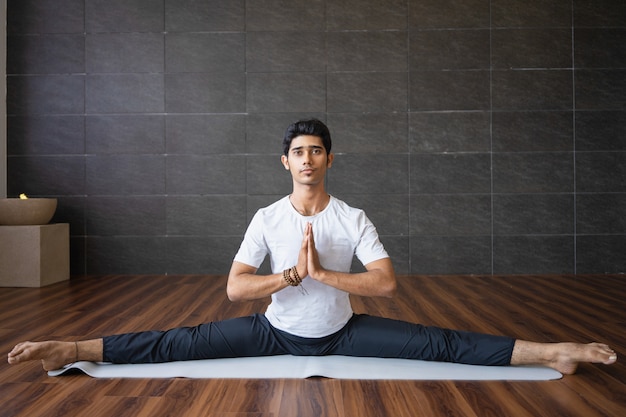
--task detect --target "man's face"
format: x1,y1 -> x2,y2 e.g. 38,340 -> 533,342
281,135 -> 334,186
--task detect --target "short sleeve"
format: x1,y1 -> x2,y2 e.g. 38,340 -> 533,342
354,211 -> 389,266
233,210 -> 268,268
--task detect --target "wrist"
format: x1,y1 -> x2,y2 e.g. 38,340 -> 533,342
282,266 -> 302,287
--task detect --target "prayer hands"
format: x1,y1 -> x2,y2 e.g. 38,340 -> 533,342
296,222 -> 324,280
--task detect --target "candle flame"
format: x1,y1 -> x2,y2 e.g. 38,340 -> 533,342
19,193 -> 28,199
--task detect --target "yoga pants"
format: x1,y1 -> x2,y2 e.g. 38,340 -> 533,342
103,314 -> 515,366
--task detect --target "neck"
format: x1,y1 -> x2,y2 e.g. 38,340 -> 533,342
289,188 -> 330,216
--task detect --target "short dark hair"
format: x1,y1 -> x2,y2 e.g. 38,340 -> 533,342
283,119 -> 332,157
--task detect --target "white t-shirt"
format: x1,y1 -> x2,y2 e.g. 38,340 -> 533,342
233,195 -> 389,338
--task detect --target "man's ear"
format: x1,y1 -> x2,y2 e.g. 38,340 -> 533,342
326,153 -> 334,168
281,155 -> 290,170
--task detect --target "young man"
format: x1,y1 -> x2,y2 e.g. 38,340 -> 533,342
8,119 -> 617,375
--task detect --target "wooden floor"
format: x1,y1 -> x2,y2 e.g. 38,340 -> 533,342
0,274 -> 624,417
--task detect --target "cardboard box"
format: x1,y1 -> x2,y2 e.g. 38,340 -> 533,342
0,223 -> 69,287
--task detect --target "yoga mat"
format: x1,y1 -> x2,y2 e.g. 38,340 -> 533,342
48,355 -> 562,380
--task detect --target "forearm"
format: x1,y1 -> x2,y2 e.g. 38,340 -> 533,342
311,257 -> 397,298
227,263 -> 289,302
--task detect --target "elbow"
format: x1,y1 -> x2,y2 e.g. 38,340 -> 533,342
226,288 -> 238,302
226,279 -> 244,302
385,284 -> 398,298
227,288 -> 243,303
381,279 -> 397,298
226,285 -> 244,303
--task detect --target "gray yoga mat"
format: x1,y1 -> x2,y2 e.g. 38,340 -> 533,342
48,355 -> 562,380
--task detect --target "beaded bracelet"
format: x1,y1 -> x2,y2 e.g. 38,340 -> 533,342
290,266 -> 301,284
282,267 -> 308,295
283,267 -> 302,286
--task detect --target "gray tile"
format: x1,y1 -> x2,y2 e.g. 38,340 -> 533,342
8,0 -> 84,34
493,152 -> 574,193
576,235 -> 626,274
86,237 -> 167,274
166,114 -> 246,155
247,73 -> 326,113
166,73 -> 245,113
493,194 -> 574,235
409,112 -> 490,153
492,111 -> 573,152
409,30 -> 489,70
246,113 -> 326,154
410,194 -> 492,236
575,70 -> 626,110
575,29 -> 626,69
86,33 -> 164,73
408,0 -> 490,29
337,194 -> 409,236
86,74 -> 164,113
327,113 -> 408,154
86,155 -> 165,195
86,196 -> 166,236
167,196 -> 247,236
165,0 -> 245,32
492,0 -> 572,27
574,0 -> 626,27
86,0 -> 164,33
166,236 -> 243,274
328,72 -> 407,112
378,236 -> 409,275
577,193 -> 626,234
410,236 -> 492,275
410,71 -> 490,111
7,75 -> 85,115
493,236 -> 574,274
7,115 -> 85,155
492,70 -> 573,110
49,196 -> 86,235
246,32 -> 326,73
576,152 -> 626,193
410,154 -> 491,194
166,155 -> 247,195
328,31 -> 407,72
246,0 -> 325,31
246,155 -> 292,195
70,236 -> 86,275
575,111 -> 626,151
7,34 -> 85,74
86,115 -> 165,154
166,33 -> 245,73
328,154 -> 409,195
491,29 -> 572,69
327,0 -> 407,30
8,155 -> 85,196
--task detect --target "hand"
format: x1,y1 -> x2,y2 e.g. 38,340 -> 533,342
305,222 -> 324,279
295,222 -> 323,280
296,223 -> 309,278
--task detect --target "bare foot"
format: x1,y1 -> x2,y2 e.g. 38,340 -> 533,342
547,342 -> 617,375
8,341 -> 77,371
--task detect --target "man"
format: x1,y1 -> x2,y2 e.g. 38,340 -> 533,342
8,119 -> 617,375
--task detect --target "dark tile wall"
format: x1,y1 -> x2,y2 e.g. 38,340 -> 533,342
6,0 -> 626,275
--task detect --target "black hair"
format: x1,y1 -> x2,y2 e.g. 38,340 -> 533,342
282,119 -> 332,157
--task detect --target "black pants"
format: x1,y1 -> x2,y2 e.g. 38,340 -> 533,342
103,314 -> 515,366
